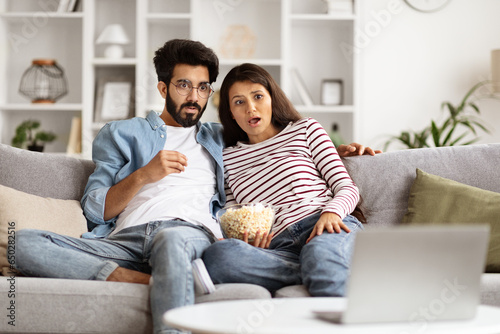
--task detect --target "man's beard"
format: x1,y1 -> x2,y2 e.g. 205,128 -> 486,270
166,90 -> 206,127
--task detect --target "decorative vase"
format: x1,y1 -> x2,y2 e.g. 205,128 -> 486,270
220,25 -> 256,59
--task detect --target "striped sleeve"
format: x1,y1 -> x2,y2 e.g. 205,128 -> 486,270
305,119 -> 360,219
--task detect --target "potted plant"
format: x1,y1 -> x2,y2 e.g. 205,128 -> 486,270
384,81 -> 497,150
11,120 -> 57,152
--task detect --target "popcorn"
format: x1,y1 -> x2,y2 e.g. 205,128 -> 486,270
219,203 -> 275,241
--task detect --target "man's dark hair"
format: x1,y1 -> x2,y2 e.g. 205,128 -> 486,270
218,63 -> 302,147
153,39 -> 219,84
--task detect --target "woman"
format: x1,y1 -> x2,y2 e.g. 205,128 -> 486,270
202,63 -> 363,297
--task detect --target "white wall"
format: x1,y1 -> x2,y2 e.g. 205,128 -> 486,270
357,0 -> 500,150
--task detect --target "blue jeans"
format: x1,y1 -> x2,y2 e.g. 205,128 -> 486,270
14,220 -> 217,334
203,213 -> 363,297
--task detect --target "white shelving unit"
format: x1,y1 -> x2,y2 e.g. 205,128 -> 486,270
0,0 -> 83,154
0,0 -> 358,158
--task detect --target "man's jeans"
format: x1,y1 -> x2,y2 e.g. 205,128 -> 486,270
203,213 -> 363,296
14,220 -> 217,334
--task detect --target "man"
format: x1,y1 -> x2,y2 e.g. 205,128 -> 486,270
16,39 -> 223,334
14,39 -> 378,334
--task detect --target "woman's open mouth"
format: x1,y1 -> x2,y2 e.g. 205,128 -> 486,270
248,117 -> 261,127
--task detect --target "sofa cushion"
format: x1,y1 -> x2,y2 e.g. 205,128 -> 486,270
0,278 -> 271,333
342,144 -> 500,227
0,144 -> 95,200
0,185 -> 88,275
274,285 -> 311,298
402,169 -> 500,272
196,283 -> 272,303
0,277 -> 153,334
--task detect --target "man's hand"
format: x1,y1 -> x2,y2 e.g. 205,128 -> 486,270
139,150 -> 188,184
306,212 -> 350,244
103,150 -> 187,221
337,143 -> 382,157
243,229 -> 273,249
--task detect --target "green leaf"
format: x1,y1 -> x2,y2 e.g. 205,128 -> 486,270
468,102 -> 480,114
441,102 -> 458,118
430,121 -> 441,146
35,131 -> 57,143
459,120 -> 478,135
449,132 -> 468,146
442,122 -> 457,146
458,81 -> 484,111
384,128 -> 432,150
462,138 -> 480,146
11,119 -> 54,149
398,133 -> 413,148
413,128 -> 430,148
11,132 -> 26,147
470,120 -> 490,134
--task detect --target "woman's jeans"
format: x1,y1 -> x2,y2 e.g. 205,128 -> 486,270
14,220 -> 216,334
203,213 -> 363,297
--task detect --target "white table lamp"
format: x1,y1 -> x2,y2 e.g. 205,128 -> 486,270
96,24 -> 130,59
492,49 -> 500,93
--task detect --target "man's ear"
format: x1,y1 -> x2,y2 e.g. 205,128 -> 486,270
157,81 -> 168,99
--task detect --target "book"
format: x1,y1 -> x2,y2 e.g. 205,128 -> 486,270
57,0 -> 70,12
67,0 -> 79,12
67,116 -> 82,154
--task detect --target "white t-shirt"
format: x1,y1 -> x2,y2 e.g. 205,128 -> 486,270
111,125 -> 220,237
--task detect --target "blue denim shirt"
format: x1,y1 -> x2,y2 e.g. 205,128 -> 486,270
81,111 -> 225,239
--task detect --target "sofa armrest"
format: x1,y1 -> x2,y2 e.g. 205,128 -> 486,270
342,143 -> 500,227
0,144 -> 95,201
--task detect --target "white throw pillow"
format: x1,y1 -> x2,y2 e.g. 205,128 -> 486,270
0,184 -> 88,276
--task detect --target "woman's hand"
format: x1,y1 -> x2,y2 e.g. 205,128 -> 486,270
337,143 -> 382,157
243,229 -> 273,249
306,212 -> 350,243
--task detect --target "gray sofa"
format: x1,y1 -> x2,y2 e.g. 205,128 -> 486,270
1,142 -> 499,333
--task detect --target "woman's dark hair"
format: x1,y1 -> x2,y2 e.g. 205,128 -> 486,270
153,39 -> 219,84
219,63 -> 302,147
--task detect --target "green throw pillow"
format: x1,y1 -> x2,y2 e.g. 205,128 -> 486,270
402,168 -> 500,273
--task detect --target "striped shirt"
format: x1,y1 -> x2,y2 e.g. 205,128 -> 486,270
223,117 -> 360,237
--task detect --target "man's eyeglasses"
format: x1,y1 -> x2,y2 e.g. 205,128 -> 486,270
170,80 -> 214,99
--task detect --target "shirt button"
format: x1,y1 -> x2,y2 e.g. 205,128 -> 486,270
154,125 -> 158,129
161,125 -> 166,128
160,134 -> 165,138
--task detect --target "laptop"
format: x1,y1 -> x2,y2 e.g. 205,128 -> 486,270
313,224 -> 490,324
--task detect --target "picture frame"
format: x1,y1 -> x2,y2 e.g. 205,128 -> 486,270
291,68 -> 313,106
321,79 -> 343,105
94,74 -> 135,122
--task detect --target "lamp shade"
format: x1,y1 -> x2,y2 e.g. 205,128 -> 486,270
492,49 -> 500,93
96,24 -> 130,45
19,59 -> 68,103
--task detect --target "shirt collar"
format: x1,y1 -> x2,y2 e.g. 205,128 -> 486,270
146,110 -> 164,130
